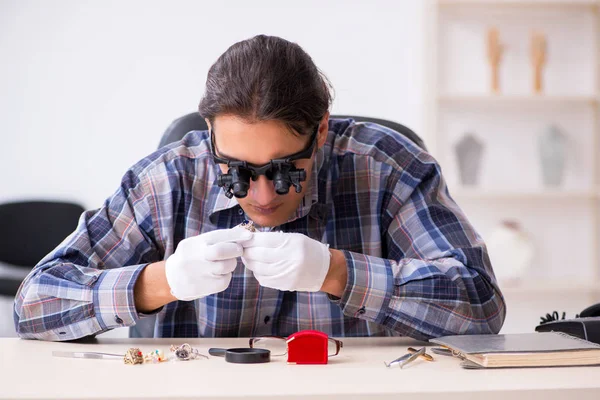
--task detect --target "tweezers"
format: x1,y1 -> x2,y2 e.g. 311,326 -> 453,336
384,347 -> 426,368
52,351 -> 123,360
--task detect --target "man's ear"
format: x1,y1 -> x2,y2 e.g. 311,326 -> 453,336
205,118 -> 212,132
317,112 -> 330,148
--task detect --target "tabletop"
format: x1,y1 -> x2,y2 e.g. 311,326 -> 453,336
1,336 -> 599,399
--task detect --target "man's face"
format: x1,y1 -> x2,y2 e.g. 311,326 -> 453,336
210,114 -> 328,228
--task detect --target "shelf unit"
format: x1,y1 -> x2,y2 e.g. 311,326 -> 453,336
452,188 -> 600,200
438,0 -> 599,7
426,0 -> 600,295
438,94 -> 599,106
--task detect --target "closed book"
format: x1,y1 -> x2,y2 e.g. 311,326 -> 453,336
429,332 -> 600,369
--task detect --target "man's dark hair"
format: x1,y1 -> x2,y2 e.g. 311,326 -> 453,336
199,35 -> 333,136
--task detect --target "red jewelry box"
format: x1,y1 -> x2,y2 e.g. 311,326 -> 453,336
286,330 -> 329,364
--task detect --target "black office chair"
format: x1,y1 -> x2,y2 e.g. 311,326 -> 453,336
0,201 -> 85,297
158,112 -> 427,151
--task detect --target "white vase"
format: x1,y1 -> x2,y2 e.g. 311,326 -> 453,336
539,125 -> 567,186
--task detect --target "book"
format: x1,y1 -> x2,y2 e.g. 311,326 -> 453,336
429,332 -> 600,369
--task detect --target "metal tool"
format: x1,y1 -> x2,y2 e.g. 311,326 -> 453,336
407,347 -> 435,361
52,351 -> 123,360
384,347 -> 426,368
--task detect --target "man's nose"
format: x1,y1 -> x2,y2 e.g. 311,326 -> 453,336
249,175 -> 278,206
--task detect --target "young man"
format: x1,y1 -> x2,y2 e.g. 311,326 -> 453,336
14,35 -> 505,341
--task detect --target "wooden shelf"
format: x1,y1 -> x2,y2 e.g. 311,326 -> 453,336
438,0 -> 599,8
500,280 -> 600,295
451,188 -> 600,200
438,94 -> 599,106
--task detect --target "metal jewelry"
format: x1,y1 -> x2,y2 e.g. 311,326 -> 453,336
124,348 -> 144,365
238,220 -> 257,232
169,343 -> 208,361
144,349 -> 167,364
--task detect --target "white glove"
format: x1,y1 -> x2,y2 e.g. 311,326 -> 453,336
165,227 -> 253,301
241,232 -> 331,292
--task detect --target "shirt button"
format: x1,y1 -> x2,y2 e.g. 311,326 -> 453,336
358,307 -> 366,315
264,315 -> 271,324
115,316 -> 124,324
238,208 -> 244,215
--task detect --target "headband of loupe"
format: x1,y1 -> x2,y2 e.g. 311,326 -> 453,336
210,125 -> 319,199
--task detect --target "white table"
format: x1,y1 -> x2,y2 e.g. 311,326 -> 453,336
1,337 -> 599,399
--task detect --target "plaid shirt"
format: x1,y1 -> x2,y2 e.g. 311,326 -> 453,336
14,118 -> 506,341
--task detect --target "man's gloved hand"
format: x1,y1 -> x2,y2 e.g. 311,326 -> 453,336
241,232 -> 331,292
165,227 -> 253,301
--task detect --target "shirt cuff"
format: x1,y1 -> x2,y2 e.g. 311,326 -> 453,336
332,250 -> 394,324
92,264 -> 148,330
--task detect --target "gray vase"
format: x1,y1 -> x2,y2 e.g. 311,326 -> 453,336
455,133 -> 484,186
538,125 -> 567,186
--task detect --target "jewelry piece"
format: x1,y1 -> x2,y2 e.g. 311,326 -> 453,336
237,220 -> 257,232
144,349 -> 167,364
169,343 -> 208,361
124,348 -> 144,365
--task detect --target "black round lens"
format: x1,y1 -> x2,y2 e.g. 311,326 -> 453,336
274,180 -> 290,195
233,181 -> 249,197
230,167 -> 252,198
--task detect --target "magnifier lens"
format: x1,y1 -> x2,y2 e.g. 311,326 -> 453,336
273,181 -> 290,195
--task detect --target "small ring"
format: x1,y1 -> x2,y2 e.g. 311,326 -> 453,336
170,343 -> 208,361
238,220 -> 257,232
144,349 -> 166,363
124,348 -> 144,365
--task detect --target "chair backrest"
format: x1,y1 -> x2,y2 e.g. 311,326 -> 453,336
0,200 -> 85,298
158,112 -> 427,151
0,201 -> 85,268
332,114 -> 427,151
158,113 -> 209,149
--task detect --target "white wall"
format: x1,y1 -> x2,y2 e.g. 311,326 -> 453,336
0,0 -> 427,210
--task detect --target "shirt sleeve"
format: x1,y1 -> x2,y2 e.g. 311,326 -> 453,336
14,169 -> 164,341
333,159 -> 507,340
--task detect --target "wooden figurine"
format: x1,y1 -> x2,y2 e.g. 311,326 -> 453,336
530,31 -> 547,93
486,27 -> 503,93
